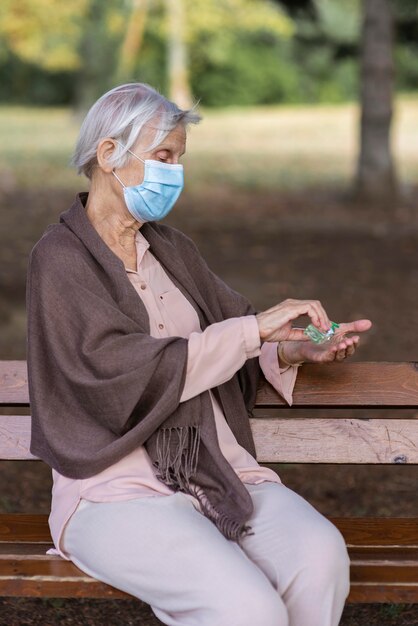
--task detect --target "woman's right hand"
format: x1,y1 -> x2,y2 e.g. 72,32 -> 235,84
255,298 -> 332,342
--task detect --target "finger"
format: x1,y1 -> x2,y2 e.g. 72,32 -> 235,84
291,327 -> 311,341
310,301 -> 332,331
306,301 -> 331,332
337,319 -> 372,334
283,302 -> 322,329
287,327 -> 311,341
336,335 -> 359,346
346,343 -> 356,357
335,349 -> 347,361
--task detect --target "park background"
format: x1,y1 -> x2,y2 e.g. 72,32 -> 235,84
0,0 -> 417,624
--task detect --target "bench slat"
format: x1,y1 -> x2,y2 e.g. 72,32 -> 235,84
6,559 -> 416,585
1,361 -> 418,407
0,362 -> 28,406
0,416 -> 37,460
1,578 -> 417,603
0,576 -> 132,599
2,415 -> 417,464
0,515 -> 50,543
0,556 -> 417,603
2,514 -> 417,546
273,362 -> 418,408
351,563 -> 418,583
348,583 -> 418,603
0,544 -> 54,557
333,517 -> 418,546
253,417 -> 418,464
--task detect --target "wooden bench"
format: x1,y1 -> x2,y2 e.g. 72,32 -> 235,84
0,360 -> 417,604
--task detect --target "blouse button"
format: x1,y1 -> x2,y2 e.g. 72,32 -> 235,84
140,283 -> 147,290
158,323 -> 164,329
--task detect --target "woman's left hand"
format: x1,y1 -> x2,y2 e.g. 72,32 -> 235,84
280,319 -> 372,364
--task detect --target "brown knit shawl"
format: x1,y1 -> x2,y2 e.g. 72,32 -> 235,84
27,192 -> 262,544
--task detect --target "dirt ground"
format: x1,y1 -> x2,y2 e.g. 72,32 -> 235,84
0,185 -> 417,625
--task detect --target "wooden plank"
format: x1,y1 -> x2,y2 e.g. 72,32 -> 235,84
0,515 -> 50,543
2,515 -> 418,547
3,544 -> 416,562
257,362 -> 418,407
351,562 -> 418,583
0,557 -> 417,603
3,414 -> 418,463
0,577 -> 132,599
0,557 -> 418,601
332,517 -> 418,546
0,558 -> 91,577
349,547 -> 418,560
347,583 -> 418,603
0,578 -> 414,603
0,362 -> 28,405
0,544 -> 54,557
1,361 -> 418,407
0,416 -> 38,460
252,418 -> 418,463
3,578 -> 416,602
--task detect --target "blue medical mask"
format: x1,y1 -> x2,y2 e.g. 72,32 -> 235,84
112,148 -> 184,222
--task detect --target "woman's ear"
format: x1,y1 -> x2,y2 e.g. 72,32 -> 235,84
96,138 -> 117,173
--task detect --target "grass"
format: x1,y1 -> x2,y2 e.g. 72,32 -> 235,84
0,96 -> 418,191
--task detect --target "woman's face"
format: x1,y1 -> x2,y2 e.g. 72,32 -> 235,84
116,122 -> 187,188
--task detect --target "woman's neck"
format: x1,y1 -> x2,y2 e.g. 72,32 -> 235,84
85,184 -> 142,271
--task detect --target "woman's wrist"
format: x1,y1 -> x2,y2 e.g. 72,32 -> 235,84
255,312 -> 272,342
277,341 -> 304,367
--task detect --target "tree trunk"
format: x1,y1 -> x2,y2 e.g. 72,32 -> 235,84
355,0 -> 397,202
166,0 -> 193,108
116,0 -> 148,84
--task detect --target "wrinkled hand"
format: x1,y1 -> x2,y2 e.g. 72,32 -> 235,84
281,319 -> 373,364
256,298 -> 333,342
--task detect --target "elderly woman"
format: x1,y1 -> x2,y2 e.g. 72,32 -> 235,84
27,83 -> 372,626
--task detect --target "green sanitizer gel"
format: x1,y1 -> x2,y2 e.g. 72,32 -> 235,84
304,321 -> 340,344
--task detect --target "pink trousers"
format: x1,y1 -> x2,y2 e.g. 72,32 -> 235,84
62,481 -> 350,626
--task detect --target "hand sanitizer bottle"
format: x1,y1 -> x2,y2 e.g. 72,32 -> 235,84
304,321 -> 340,344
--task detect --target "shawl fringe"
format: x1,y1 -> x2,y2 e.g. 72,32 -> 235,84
154,425 -> 255,544
154,425 -> 201,490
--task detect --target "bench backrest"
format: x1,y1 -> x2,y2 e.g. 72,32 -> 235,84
1,361 -> 417,464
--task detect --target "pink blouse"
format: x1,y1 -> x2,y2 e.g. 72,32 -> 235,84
47,228 -> 300,560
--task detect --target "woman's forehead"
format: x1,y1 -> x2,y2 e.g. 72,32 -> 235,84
136,123 -> 186,152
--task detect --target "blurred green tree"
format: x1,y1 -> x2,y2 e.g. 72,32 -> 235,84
0,0 -> 87,71
0,0 -> 128,108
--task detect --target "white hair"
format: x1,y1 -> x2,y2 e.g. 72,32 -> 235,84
71,82 -> 201,179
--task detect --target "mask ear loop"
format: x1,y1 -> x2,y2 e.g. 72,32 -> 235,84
112,140 -> 146,187
111,140 -> 128,188
127,149 -> 146,164
114,138 -> 146,164
112,170 -> 126,188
